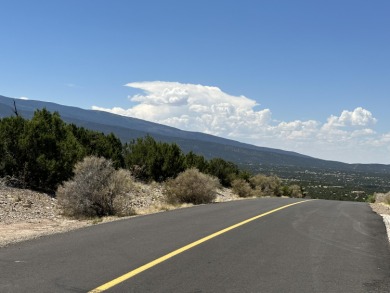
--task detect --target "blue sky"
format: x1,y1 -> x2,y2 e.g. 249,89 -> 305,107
1,0 -> 389,164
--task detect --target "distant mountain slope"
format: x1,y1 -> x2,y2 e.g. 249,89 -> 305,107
1,95 -> 389,175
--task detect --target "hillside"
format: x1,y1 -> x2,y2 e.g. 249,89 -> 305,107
1,95 -> 387,170
1,95 -> 390,200
0,95 -> 312,165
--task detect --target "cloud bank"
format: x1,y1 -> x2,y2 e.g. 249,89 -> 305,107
92,81 -> 388,164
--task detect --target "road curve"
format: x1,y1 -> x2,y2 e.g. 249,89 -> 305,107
1,198 -> 389,292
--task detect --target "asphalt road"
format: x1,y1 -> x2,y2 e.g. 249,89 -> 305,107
1,198 -> 389,293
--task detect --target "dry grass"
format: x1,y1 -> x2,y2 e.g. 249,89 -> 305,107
164,168 -> 220,205
57,157 -> 136,218
134,202 -> 194,215
374,192 -> 390,205
231,178 -> 255,198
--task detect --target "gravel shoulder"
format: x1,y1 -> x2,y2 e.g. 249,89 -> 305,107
1,185 -> 390,248
371,202 -> 390,244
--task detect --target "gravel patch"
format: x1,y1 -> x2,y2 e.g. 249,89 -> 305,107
370,203 -> 390,244
0,185 -> 92,247
381,214 -> 390,244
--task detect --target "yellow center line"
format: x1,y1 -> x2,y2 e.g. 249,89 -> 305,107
89,200 -> 312,292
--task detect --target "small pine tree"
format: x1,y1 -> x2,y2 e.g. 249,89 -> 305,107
207,158 -> 239,187
124,135 -> 185,182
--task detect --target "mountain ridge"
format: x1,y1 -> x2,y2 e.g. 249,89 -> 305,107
1,95 -> 389,175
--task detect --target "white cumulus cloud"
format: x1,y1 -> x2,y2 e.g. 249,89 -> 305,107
93,81 -> 270,136
323,107 -> 377,129
92,81 -> 386,164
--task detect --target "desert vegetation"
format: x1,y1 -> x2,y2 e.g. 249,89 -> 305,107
248,164 -> 390,202
368,192 -> 390,205
0,109 -> 123,193
57,157 -> 135,218
232,175 -> 303,198
1,109 -> 305,219
164,168 -> 220,204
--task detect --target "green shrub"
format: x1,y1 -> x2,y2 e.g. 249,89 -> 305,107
366,194 -> 376,203
57,156 -> 135,218
0,109 -> 125,193
164,168 -> 220,205
124,135 -> 185,182
281,185 -> 303,198
68,125 -> 124,168
231,178 -> 254,198
207,158 -> 239,187
0,110 -> 85,192
184,151 -> 209,173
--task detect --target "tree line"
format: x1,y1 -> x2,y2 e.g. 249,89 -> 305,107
0,109 -> 123,192
0,109 -> 249,193
0,109 -> 303,198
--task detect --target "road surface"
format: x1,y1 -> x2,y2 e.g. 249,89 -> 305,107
1,198 -> 389,292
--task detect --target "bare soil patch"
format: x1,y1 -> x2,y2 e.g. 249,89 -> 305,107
371,202 -> 390,216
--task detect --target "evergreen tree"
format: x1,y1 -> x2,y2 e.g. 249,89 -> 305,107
67,124 -> 124,168
124,135 -> 185,182
184,151 -> 209,173
207,158 -> 240,187
21,109 -> 84,192
0,116 -> 28,181
159,142 -> 185,180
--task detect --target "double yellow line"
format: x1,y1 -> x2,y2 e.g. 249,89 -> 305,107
89,200 -> 311,292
